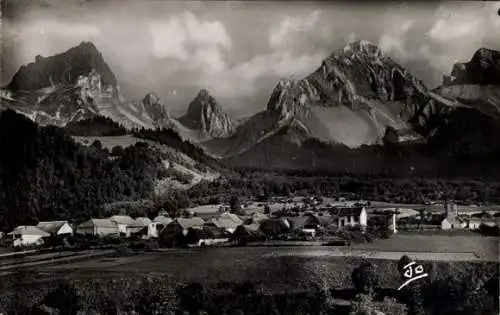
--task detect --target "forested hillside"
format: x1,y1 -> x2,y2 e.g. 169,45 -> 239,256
133,128 -> 221,170
0,110 -> 166,231
64,116 -> 128,136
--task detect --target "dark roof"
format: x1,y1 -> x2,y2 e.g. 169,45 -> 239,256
187,226 -> 227,240
259,218 -> 290,233
78,219 -> 118,229
285,216 -> 309,230
233,224 -> 264,238
329,207 -> 365,217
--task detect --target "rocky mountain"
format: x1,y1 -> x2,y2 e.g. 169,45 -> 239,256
0,42 -> 174,130
203,40 -> 427,158
177,89 -> 234,139
223,46 -> 500,177
422,47 -> 500,157
0,41 -> 238,145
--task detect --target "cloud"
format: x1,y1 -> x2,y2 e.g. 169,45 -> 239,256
378,20 -> 414,57
3,20 -> 100,62
149,11 -> 232,73
269,10 -> 322,49
428,11 -> 482,41
196,10 -> 326,102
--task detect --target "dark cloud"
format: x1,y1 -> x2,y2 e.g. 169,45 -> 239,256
1,0 -> 499,117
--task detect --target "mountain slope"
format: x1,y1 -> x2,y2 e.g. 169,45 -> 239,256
204,40 -> 427,157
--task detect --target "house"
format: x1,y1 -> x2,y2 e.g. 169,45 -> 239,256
205,212 -> 243,233
286,216 -> 318,237
159,217 -> 205,247
7,226 -> 50,248
441,201 -> 466,230
467,218 -> 498,230
259,218 -> 290,237
126,217 -> 152,237
441,217 -> 466,230
369,211 -> 398,233
109,215 -> 135,235
76,219 -> 119,237
185,225 -> 230,247
232,223 -> 265,245
329,207 -> 368,228
36,221 -> 74,236
148,215 -> 172,238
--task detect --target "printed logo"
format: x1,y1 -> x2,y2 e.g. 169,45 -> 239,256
397,261 -> 428,291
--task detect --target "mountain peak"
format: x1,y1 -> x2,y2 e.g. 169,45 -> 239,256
142,92 -> 161,105
7,41 -> 117,91
179,89 -> 234,138
197,88 -> 211,98
446,47 -> 500,86
187,89 -> 218,117
341,40 -> 383,57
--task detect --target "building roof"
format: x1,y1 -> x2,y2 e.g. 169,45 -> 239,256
130,217 -> 152,227
175,217 -> 205,230
109,215 -> 135,225
153,215 -> 172,225
36,221 -> 70,234
259,218 -> 290,232
78,219 -> 118,229
233,223 -> 263,238
285,216 -> 309,230
187,226 -> 227,240
8,226 -> 50,237
208,212 -> 244,231
329,207 -> 365,217
250,212 -> 269,223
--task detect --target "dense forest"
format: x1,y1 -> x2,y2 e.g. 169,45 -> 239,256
0,110 -> 166,231
64,116 -> 128,136
185,169 -> 500,206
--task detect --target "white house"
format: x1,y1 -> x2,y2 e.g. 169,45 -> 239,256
37,221 -> 73,236
109,215 -> 135,235
8,226 -> 50,248
467,218 -> 498,230
441,202 -> 466,230
148,215 -> 172,238
76,219 -> 119,237
441,217 -> 466,230
330,207 -> 368,228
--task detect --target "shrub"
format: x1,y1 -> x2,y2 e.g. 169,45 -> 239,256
350,294 -> 408,315
352,261 -> 379,295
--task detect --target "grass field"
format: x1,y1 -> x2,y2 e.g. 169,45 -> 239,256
351,234 -> 498,260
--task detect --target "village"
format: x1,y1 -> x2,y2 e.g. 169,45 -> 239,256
3,196 -> 500,251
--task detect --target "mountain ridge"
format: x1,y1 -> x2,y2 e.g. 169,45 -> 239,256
201,40 -> 429,157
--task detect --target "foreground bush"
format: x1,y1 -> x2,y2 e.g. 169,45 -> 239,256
350,294 -> 408,315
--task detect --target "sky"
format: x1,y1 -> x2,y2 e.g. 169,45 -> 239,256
2,0 -> 500,117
